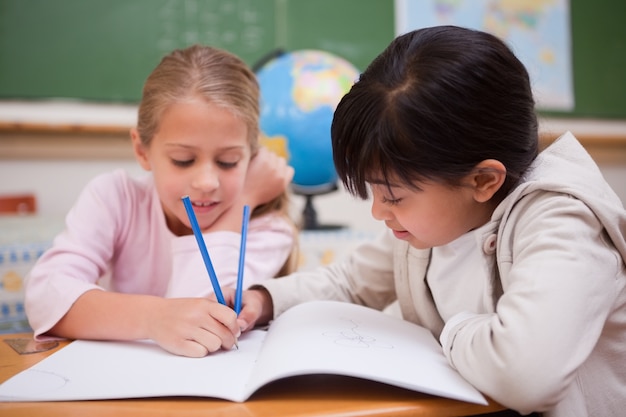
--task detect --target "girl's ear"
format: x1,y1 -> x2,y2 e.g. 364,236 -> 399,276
469,159 -> 507,203
130,128 -> 152,171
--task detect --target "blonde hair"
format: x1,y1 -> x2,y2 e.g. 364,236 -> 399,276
136,44 -> 259,149
137,44 -> 297,275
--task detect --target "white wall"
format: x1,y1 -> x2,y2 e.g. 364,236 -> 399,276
1,158 -> 624,232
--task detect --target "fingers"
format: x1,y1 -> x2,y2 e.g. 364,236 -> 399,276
284,165 -> 295,187
236,289 -> 274,332
157,290 -> 272,357
171,338 -> 218,358
265,148 -> 294,184
151,298 -> 241,357
197,316 -> 241,353
220,287 -> 237,307
197,302 -> 241,349
236,310 -> 257,332
245,148 -> 292,206
220,287 -> 253,332
164,322 -> 240,358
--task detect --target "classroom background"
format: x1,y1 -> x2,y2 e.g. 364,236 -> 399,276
1,0 -> 625,331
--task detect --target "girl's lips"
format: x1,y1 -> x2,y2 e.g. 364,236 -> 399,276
192,201 -> 215,207
191,200 -> 217,213
392,229 -> 411,240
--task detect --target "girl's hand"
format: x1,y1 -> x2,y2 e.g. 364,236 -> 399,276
244,147 -> 294,207
205,148 -> 293,233
147,297 -> 241,357
222,287 -> 274,332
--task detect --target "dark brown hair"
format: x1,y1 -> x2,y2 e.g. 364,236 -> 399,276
332,25 -> 538,202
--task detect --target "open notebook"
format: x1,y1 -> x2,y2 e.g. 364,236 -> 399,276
0,300 -> 486,404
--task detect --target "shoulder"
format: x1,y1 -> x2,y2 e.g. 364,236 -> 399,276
514,132 -> 621,206
249,211 -> 295,235
246,212 -> 297,254
84,170 -> 152,199
494,132 -> 623,225
69,170 -> 157,226
498,186 -> 599,235
508,190 -> 592,222
76,170 -> 156,213
496,191 -> 605,265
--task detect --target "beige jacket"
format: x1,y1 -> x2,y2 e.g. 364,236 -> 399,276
263,132 -> 626,416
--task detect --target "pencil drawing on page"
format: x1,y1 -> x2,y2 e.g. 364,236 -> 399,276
323,317 -> 395,349
22,369 -> 70,395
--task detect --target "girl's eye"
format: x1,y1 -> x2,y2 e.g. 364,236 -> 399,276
382,196 -> 402,206
172,159 -> 194,167
217,160 -> 238,169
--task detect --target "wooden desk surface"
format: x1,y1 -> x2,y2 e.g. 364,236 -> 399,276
0,333 -> 505,417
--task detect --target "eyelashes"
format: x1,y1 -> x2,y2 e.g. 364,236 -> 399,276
381,196 -> 402,206
171,159 -> 194,167
170,159 -> 239,169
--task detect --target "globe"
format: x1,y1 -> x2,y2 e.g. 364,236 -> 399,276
256,50 -> 360,229
256,50 -> 360,192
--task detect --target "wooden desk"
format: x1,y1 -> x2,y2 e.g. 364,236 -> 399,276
0,333 -> 505,417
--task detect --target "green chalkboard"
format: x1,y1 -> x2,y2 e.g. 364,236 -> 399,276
0,0 -> 624,118
563,0 -> 626,119
0,0 -> 278,102
0,0 -> 392,103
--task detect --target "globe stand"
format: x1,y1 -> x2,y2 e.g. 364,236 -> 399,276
293,183 -> 344,231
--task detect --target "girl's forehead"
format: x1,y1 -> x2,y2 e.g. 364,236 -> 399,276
365,168 -> 400,186
366,170 -> 434,191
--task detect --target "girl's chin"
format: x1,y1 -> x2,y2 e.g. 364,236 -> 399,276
391,230 -> 431,250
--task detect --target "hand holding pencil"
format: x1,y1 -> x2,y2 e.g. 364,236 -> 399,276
182,196 -> 251,349
141,198 -> 253,357
146,296 -> 241,357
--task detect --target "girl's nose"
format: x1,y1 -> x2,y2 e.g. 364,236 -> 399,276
370,195 -> 391,221
191,165 -> 219,192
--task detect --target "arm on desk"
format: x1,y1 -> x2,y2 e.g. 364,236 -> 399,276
49,289 -> 240,358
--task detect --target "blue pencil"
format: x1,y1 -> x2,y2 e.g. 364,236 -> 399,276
181,196 -> 226,305
234,205 -> 251,315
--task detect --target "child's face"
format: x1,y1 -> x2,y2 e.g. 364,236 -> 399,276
133,98 -> 251,236
369,176 -> 492,249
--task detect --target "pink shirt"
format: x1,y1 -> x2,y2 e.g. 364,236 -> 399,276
25,170 -> 295,338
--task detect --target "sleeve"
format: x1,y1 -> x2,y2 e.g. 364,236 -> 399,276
440,192 -> 622,414
166,212 -> 296,298
24,172 -> 129,339
262,229 -> 396,317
